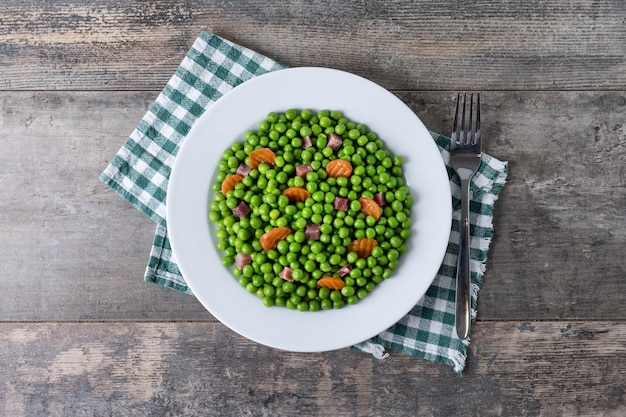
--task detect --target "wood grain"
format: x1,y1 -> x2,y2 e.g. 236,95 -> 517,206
403,91 -> 626,320
0,321 -> 624,417
0,1 -> 625,91
0,91 -> 210,320
1,1 -> 625,414
1,90 -> 624,320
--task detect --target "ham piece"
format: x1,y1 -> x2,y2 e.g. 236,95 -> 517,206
333,196 -> 349,211
373,192 -> 386,207
295,164 -> 313,178
236,163 -> 251,177
279,267 -> 293,281
304,223 -> 321,240
302,136 -> 313,149
231,201 -> 250,218
235,253 -> 251,269
337,264 -> 352,277
327,133 -> 343,151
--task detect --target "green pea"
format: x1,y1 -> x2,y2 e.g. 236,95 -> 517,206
346,251 -> 359,263
251,275 -> 263,287
395,188 -> 407,202
334,124 -> 346,135
341,286 -> 355,297
329,290 -> 342,302
354,218 -> 366,229
318,287 -> 331,299
311,191 -> 324,202
387,217 -> 399,229
282,281 -> 295,293
390,236 -> 403,248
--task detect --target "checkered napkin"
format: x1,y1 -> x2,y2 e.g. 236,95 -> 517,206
100,31 -> 508,373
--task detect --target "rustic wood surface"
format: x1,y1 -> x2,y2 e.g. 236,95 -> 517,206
1,1 -> 625,416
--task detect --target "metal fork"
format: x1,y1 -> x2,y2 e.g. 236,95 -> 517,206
450,93 -> 482,340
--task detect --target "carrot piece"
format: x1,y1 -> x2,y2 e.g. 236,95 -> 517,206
358,197 -> 381,220
221,174 -> 243,195
325,159 -> 353,178
316,276 -> 346,290
248,148 -> 276,169
259,227 -> 292,252
346,238 -> 378,258
282,187 -> 311,203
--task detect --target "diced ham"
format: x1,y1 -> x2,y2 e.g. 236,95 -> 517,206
231,201 -> 250,218
236,163 -> 250,177
333,196 -> 349,211
295,164 -> 313,178
373,192 -> 386,207
327,133 -> 343,151
279,267 -> 293,282
304,223 -> 321,240
235,253 -> 251,269
337,264 -> 352,277
302,136 -> 313,149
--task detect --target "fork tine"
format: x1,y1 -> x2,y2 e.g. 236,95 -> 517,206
460,93 -> 467,144
468,93 -> 474,145
475,93 -> 481,145
451,93 -> 460,144
452,92 -> 482,147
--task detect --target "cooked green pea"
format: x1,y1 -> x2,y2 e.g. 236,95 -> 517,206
341,286 -> 355,297
391,200 -> 404,212
328,290 -> 341,302
346,251 -> 359,263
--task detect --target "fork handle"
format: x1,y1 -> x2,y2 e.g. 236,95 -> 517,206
455,175 -> 472,340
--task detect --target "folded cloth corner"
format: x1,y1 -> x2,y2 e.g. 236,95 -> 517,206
99,30 -> 508,374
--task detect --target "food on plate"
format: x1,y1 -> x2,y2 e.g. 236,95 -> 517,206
281,187 -> 311,203
220,173 -> 243,195
325,159 -> 353,178
357,197 -> 381,221
316,276 -> 346,290
259,227 -> 293,252
209,109 -> 413,311
346,238 -> 379,259
248,147 -> 276,168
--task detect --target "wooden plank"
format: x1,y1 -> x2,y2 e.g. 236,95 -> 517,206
0,1 -> 625,90
0,321 -> 624,416
399,91 -> 626,320
0,91 -> 210,320
1,90 -> 624,320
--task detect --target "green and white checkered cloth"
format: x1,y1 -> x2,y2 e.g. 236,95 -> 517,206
100,31 -> 508,373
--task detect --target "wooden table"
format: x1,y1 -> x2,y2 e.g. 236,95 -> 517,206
1,1 -> 625,415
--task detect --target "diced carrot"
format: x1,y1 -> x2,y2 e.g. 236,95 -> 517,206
259,227 -> 292,252
346,238 -> 378,258
221,174 -> 243,195
358,197 -> 381,220
316,276 -> 346,290
325,159 -> 353,178
282,187 -> 311,203
248,148 -> 276,169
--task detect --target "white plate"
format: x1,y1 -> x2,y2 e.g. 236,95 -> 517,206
167,67 -> 451,352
